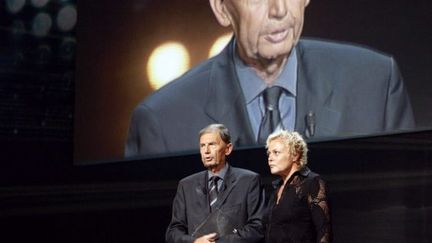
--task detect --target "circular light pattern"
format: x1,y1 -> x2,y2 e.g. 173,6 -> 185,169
6,0 -> 26,14
147,42 -> 190,90
11,20 -> 26,36
13,51 -> 24,65
31,0 -> 50,8
35,44 -> 51,64
32,12 -> 52,37
209,33 -> 233,58
56,5 -> 77,32
59,38 -> 76,61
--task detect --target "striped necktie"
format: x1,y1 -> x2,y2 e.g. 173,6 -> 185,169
208,176 -> 220,210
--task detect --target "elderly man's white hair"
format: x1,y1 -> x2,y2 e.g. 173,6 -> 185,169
266,131 -> 308,167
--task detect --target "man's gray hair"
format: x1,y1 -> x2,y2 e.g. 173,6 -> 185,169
199,124 -> 231,144
266,130 -> 308,167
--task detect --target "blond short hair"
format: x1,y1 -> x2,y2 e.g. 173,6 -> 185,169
266,131 -> 308,167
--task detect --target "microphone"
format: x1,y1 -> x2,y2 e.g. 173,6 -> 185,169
305,111 -> 315,138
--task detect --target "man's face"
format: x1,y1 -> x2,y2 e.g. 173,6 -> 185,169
223,0 -> 309,61
267,139 -> 297,176
200,132 -> 233,170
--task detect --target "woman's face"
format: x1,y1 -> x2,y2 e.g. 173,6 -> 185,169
267,138 -> 298,177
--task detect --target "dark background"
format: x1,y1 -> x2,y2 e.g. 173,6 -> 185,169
1,131 -> 431,242
0,0 -> 431,242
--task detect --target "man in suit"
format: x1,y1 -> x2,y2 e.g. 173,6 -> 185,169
165,124 -> 265,243
125,0 -> 415,157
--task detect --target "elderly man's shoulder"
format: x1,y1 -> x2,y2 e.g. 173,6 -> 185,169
230,166 -> 261,180
179,170 -> 207,184
180,167 -> 260,182
298,38 -> 393,63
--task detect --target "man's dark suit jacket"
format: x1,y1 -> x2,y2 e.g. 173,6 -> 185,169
125,38 -> 415,157
165,165 -> 265,243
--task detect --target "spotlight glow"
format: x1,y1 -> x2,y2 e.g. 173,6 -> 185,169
209,33 -> 233,58
6,0 -> 26,14
147,42 -> 190,90
31,0 -> 50,8
59,38 -> 76,60
32,12 -> 52,37
57,5 -> 77,32
36,44 -> 51,64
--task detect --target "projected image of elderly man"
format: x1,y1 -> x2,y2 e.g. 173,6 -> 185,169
125,0 -> 415,157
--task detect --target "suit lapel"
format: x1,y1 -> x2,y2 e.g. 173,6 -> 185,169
204,39 -> 256,147
295,44 -> 309,136
195,172 -> 210,214
295,41 -> 341,138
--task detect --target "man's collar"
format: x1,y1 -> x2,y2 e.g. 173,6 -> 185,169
233,40 -> 298,104
208,163 -> 229,180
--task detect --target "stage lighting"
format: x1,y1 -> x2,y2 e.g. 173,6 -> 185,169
31,0 -> 50,8
32,12 -> 52,37
35,44 -> 51,64
6,0 -> 26,14
209,33 -> 233,58
147,42 -> 190,90
13,51 -> 25,66
59,38 -> 76,61
56,5 -> 76,32
11,20 -> 26,37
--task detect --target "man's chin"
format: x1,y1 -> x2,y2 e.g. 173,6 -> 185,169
258,44 -> 293,60
204,162 -> 216,168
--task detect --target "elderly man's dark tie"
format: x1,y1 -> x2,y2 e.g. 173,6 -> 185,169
258,86 -> 283,144
209,176 -> 220,210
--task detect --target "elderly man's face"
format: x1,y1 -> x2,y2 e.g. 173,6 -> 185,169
221,0 -> 309,61
200,132 -> 232,170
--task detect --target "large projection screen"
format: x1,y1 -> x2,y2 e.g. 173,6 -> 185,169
75,0 -> 432,164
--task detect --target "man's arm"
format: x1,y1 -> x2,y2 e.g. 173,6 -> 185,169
124,104 -> 167,157
385,58 -> 415,131
217,174 -> 265,243
166,182 -> 196,243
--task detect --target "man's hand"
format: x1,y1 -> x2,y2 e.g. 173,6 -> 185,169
193,233 -> 218,243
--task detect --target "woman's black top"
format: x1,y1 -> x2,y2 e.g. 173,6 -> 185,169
265,167 -> 332,243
